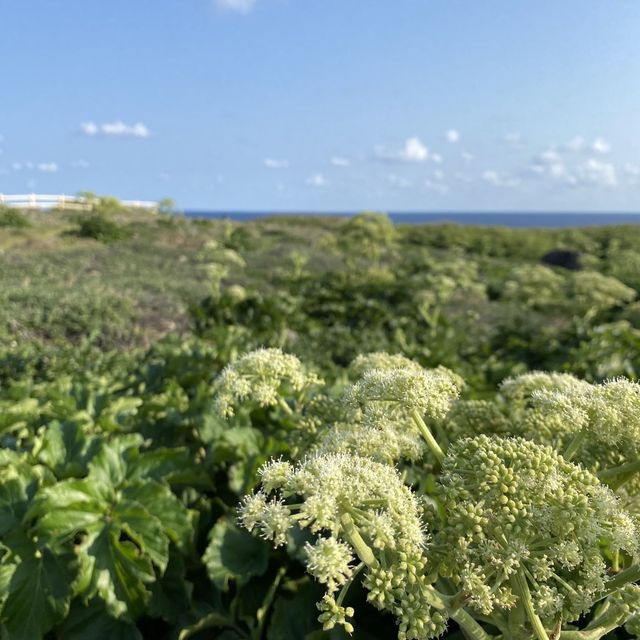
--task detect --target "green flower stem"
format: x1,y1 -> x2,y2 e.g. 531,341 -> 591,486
336,563 -> 365,607
598,459 -> 640,490
595,563 -> 640,599
411,409 -> 445,463
339,511 -> 378,568
422,586 -> 494,640
563,430 -> 586,462
559,626 -> 620,640
448,607 -> 495,640
277,397 -> 294,415
514,571 -> 550,640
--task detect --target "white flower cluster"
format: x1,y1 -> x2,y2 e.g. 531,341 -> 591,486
214,348 -> 322,417
346,366 -> 463,422
532,377 -> 640,449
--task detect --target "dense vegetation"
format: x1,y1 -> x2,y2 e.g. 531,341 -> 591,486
1,206 -> 640,639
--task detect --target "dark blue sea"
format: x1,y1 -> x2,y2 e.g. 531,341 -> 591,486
184,211 -> 640,228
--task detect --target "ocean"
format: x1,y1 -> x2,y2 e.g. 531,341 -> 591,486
184,211 -> 640,228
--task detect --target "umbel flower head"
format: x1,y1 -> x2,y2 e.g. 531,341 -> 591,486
532,377 -> 640,453
436,435 -> 638,627
213,348 -> 322,417
239,453 -> 449,639
346,366 -> 463,423
500,371 -> 591,407
348,352 -> 423,380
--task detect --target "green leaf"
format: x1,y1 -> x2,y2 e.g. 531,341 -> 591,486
203,518 -> 269,591
31,443 -> 191,618
0,546 -> 75,640
148,547 -> 192,624
34,421 -> 99,479
266,582 -> 327,640
57,599 -> 143,640
80,526 -> 156,619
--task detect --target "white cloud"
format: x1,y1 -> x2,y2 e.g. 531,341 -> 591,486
38,162 -> 58,173
306,173 -> 328,187
446,129 -> 459,143
504,132 -> 522,146
377,137 -> 430,163
482,170 -> 519,188
624,163 -> 640,177
577,158 -> 617,187
539,148 -> 562,164
216,0 -> 256,12
400,137 -> 429,162
330,156 -> 350,167
11,162 -> 22,171
71,159 -> 90,169
264,158 -> 289,169
388,174 -> 412,188
81,120 -> 151,138
425,179 -> 448,194
564,136 -> 586,152
461,151 -> 474,163
433,169 -> 445,180
592,137 -> 611,154
431,153 -> 443,164
81,121 -> 99,136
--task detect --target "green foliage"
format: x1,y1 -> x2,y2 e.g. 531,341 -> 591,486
73,213 -> 132,243
1,213 -> 640,638
0,207 -> 30,228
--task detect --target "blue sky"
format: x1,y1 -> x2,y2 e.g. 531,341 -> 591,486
1,1 -> 640,211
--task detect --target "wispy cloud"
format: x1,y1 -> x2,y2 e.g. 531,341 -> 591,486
446,129 -> 459,143
461,151 -> 474,163
81,120 -> 151,138
215,0 -> 256,13
591,137 -> 611,154
37,162 -> 58,173
504,132 -> 523,147
425,179 -> 448,194
264,158 -> 289,169
12,161 -> 58,173
482,170 -> 519,188
71,159 -> 90,169
330,156 -> 350,167
376,137 -> 430,163
577,158 -> 617,186
306,173 -> 328,187
388,173 -> 412,188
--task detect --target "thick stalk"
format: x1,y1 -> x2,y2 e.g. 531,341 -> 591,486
339,511 -> 378,568
277,397 -> 294,415
598,459 -> 640,490
563,430 -> 586,462
513,571 -> 550,640
595,563 -> 640,599
411,409 -> 445,463
448,606 -> 494,640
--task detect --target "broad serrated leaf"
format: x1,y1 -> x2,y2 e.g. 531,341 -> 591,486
34,421 -> 100,479
203,518 -> 269,591
31,442 -> 191,618
0,546 -> 75,640
148,547 -> 192,624
81,526 -> 156,619
56,599 -> 143,640
120,480 -> 193,553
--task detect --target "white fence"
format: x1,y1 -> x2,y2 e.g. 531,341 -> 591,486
0,194 -> 158,211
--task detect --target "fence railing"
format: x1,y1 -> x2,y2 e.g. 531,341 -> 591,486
0,194 -> 158,211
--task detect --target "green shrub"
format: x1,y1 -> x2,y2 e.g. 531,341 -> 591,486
73,214 -> 131,243
0,206 -> 31,228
